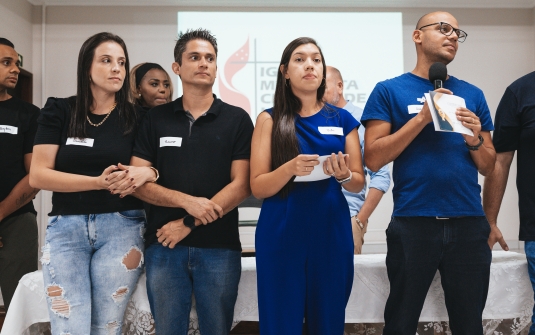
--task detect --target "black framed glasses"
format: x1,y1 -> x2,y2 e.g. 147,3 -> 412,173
418,22 -> 468,43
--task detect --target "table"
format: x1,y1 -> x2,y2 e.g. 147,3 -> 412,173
1,251 -> 532,335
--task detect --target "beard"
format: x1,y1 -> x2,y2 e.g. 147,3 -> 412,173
330,92 -> 340,106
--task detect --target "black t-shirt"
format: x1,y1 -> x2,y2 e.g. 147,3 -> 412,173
493,71 -> 535,241
34,97 -> 144,216
133,96 -> 254,250
0,96 -> 39,223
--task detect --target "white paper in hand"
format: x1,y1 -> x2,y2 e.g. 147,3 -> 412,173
293,155 -> 332,182
425,92 -> 473,136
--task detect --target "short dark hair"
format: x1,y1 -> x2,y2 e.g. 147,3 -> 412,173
174,28 -> 218,65
0,38 -> 15,49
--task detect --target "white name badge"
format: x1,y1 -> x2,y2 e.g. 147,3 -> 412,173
160,137 -> 182,147
0,125 -> 18,134
408,105 -> 423,114
66,137 -> 94,147
318,126 -> 344,136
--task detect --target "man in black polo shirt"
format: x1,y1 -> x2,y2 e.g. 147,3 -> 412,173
0,38 -> 40,310
131,29 -> 253,335
483,71 -> 535,334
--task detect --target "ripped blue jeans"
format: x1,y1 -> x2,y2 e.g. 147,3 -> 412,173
41,210 -> 146,335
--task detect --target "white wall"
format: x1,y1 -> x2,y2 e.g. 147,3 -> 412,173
0,0 -> 34,73
25,5 -> 535,251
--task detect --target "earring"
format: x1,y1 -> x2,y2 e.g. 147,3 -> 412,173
285,79 -> 290,87
138,93 -> 141,97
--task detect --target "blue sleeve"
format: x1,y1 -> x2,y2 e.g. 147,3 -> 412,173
367,163 -> 391,193
493,87 -> 520,153
475,90 -> 494,132
361,82 -> 392,127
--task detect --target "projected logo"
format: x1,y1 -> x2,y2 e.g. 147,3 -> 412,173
217,37 -> 368,120
218,38 -> 251,115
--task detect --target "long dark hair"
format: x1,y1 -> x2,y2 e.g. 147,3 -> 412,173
68,32 -> 136,138
272,37 -> 327,197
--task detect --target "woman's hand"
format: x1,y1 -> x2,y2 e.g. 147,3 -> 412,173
323,152 -> 350,180
286,154 -> 320,177
108,163 -> 157,197
96,165 -> 119,190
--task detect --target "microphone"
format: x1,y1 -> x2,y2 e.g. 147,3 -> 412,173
429,62 -> 447,90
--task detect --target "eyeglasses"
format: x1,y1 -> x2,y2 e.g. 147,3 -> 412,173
418,22 -> 468,43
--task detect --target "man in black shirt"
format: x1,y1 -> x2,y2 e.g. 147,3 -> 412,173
483,71 -> 535,334
0,38 -> 39,310
131,29 -> 253,335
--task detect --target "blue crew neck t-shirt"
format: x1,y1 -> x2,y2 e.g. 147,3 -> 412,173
361,72 -> 493,217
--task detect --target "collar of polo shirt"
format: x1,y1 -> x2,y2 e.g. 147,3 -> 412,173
173,94 -> 222,117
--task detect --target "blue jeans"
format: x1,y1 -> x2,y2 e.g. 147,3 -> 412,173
41,210 -> 146,335
524,241 -> 535,335
145,244 -> 241,335
383,216 -> 492,335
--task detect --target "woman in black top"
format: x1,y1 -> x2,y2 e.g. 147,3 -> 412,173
30,32 -> 157,334
130,62 -> 173,110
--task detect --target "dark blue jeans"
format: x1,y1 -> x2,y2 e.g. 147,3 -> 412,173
145,244 -> 241,335
383,216 -> 492,335
524,241 -> 535,335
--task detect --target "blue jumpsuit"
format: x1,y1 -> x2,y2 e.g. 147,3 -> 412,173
256,105 -> 358,335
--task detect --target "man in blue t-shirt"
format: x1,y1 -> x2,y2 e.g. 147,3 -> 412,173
483,71 -> 535,334
361,12 -> 496,334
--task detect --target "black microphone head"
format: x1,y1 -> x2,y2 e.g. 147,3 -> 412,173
429,62 -> 447,83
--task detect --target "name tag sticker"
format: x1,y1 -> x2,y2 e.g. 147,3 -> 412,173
66,137 -> 94,147
0,125 -> 18,134
318,127 -> 344,136
408,105 -> 423,114
160,137 -> 182,147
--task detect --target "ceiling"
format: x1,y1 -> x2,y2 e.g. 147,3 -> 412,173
25,0 -> 535,8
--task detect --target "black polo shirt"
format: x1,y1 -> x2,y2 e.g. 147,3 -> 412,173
133,95 -> 254,250
0,96 -> 39,223
493,71 -> 535,241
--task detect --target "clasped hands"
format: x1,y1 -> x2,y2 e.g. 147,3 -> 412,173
157,195 -> 224,248
95,163 -> 156,197
290,152 -> 351,180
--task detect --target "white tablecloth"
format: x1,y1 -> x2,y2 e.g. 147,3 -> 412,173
2,251 -> 533,334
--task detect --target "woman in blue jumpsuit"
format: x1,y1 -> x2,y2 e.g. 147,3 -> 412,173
250,37 -> 365,335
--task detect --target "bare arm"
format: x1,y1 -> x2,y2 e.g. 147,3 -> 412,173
130,156 -> 224,224
483,151 -> 514,250
466,131 -> 495,176
142,158 -> 251,249
250,112 -> 320,199
356,188 -> 385,224
209,159 -> 251,216
29,144 -> 114,192
0,154 -> 40,222
364,111 -> 430,172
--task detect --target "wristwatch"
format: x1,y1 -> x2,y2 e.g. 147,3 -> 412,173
465,134 -> 484,151
336,171 -> 353,185
183,215 -> 197,231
